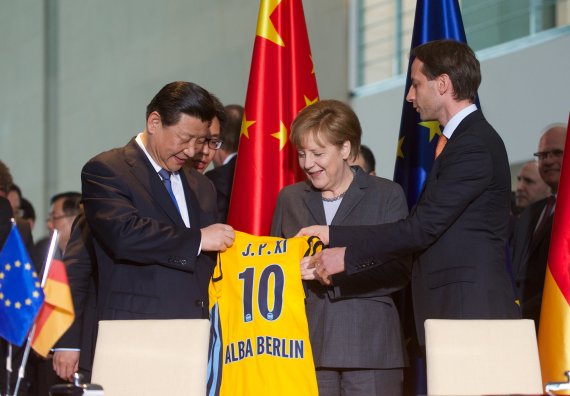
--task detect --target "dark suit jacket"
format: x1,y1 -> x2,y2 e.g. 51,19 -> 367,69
81,138 -> 217,321
53,213 -> 98,380
510,197 -> 552,329
271,167 -> 410,368
205,155 -> 236,223
329,110 -> 520,345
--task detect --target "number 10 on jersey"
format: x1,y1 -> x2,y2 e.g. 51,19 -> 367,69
238,264 -> 285,323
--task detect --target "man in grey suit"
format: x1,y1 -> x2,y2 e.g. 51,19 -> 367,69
272,100 -> 410,395
298,40 -> 520,347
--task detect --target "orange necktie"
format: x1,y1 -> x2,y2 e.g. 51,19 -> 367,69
435,134 -> 448,159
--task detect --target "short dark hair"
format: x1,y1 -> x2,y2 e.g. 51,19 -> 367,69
51,192 -> 82,216
221,104 -> 243,153
359,145 -> 376,173
412,40 -> 480,102
20,198 -> 36,222
146,81 -> 218,127
9,184 -> 21,198
291,100 -> 361,161
213,96 -> 227,128
0,160 -> 13,194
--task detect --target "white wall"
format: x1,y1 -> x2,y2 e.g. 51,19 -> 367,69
0,0 -> 347,239
351,27 -> 570,180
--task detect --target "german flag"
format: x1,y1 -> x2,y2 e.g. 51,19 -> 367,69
31,258 -> 74,357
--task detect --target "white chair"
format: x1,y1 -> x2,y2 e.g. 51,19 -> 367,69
424,319 -> 543,395
91,319 -> 210,396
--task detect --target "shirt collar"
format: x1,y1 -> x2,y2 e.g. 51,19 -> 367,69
442,104 -> 477,139
135,133 -> 177,175
223,152 -> 237,165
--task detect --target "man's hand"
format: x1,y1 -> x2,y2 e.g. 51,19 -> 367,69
295,225 -> 330,245
311,247 -> 346,286
300,256 -> 317,280
53,350 -> 80,382
201,224 -> 235,252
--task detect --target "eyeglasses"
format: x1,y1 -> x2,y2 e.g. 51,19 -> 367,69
533,149 -> 564,161
205,138 -> 224,150
47,213 -> 73,222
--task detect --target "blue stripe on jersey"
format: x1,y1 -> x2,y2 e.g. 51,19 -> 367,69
207,303 -> 223,396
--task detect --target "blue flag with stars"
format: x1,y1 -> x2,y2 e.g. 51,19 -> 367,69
393,0 -> 475,209
0,223 -> 45,346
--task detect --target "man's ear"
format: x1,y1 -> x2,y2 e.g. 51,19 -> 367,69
438,74 -> 452,96
147,111 -> 161,134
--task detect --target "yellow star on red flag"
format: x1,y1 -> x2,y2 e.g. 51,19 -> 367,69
271,121 -> 288,151
304,95 -> 319,108
256,0 -> 284,47
240,114 -> 256,139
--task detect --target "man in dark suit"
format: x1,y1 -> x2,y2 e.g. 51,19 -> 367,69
81,81 -> 235,322
206,104 -> 242,223
52,213 -> 97,383
511,124 -> 567,330
298,40 -> 520,346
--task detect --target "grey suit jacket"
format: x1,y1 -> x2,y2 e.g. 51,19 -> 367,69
271,167 -> 410,369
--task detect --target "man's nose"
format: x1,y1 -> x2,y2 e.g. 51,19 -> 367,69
406,87 -> 414,102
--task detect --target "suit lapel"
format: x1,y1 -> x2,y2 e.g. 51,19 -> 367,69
528,199 -> 551,254
180,168 -> 201,228
124,139 -> 185,227
411,110 -> 484,215
331,171 -> 367,225
302,183 -> 327,225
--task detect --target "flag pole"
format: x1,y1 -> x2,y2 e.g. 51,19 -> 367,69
12,230 -> 59,396
5,343 -> 12,396
3,218 -> 20,396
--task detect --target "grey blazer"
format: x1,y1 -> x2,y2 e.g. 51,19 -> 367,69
271,167 -> 410,369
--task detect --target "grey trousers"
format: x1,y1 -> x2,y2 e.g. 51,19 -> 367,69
316,367 -> 403,396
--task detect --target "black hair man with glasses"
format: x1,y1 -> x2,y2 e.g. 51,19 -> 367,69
190,95 -> 226,174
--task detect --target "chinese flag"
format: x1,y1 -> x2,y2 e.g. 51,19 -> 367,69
227,0 -> 319,235
31,259 -> 75,357
538,116 -> 570,393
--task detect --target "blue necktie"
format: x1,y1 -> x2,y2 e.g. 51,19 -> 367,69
158,169 -> 180,212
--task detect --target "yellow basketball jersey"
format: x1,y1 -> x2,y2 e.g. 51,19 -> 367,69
207,231 -> 322,396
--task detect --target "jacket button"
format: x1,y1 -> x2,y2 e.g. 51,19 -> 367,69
195,299 -> 205,308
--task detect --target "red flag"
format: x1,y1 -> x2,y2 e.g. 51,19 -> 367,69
227,0 -> 319,235
538,115 -> 570,392
31,259 -> 75,357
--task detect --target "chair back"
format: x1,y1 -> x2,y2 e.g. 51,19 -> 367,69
425,319 -> 543,395
91,319 -> 210,396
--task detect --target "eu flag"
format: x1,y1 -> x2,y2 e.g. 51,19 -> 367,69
394,0 -> 471,208
0,223 -> 45,345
